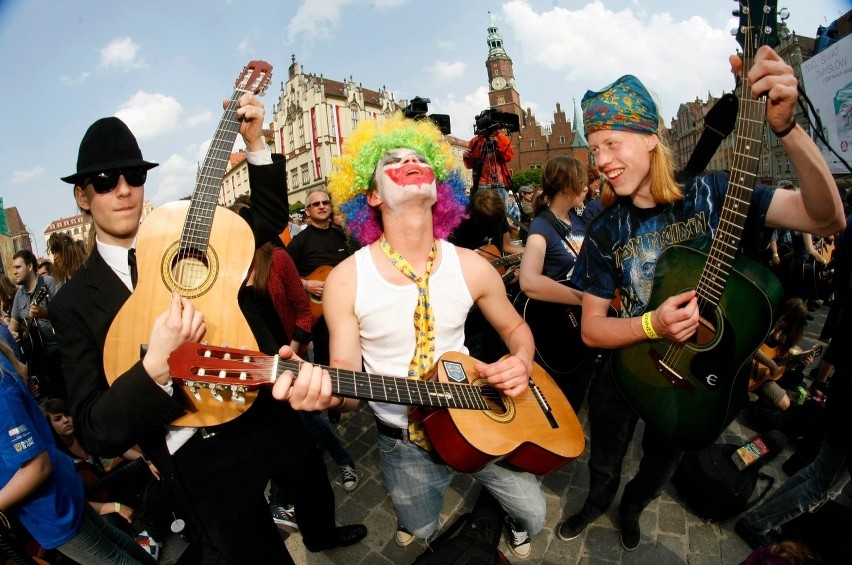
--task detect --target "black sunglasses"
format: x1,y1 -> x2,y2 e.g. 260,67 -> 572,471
307,199 -> 331,209
84,167 -> 148,194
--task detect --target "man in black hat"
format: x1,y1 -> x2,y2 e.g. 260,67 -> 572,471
49,93 -> 366,564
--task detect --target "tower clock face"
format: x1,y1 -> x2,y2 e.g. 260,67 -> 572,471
491,76 -> 507,90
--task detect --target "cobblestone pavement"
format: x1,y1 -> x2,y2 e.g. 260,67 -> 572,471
160,304 -> 830,564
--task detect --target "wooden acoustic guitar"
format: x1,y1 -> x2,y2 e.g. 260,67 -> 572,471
476,243 -> 523,276
168,343 -> 585,475
749,343 -> 823,391
610,1 -> 785,452
103,60 -> 273,428
304,264 -> 333,328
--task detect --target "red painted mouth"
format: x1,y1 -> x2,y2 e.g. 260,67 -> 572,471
385,163 -> 435,186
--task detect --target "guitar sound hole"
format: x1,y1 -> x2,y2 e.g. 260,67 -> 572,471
172,250 -> 210,289
691,306 -> 720,349
480,386 -> 508,414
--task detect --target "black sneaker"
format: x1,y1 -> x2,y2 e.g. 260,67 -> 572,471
620,518 -> 640,551
557,515 -> 589,541
504,515 -> 531,559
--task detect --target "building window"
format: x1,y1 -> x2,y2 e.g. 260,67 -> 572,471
298,117 -> 305,147
559,136 -> 566,144
530,140 -> 536,148
291,168 -> 299,188
301,163 -> 310,185
288,124 -> 294,149
330,110 -> 337,138
350,108 -> 359,130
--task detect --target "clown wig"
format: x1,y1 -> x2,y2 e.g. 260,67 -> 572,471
328,113 -> 468,246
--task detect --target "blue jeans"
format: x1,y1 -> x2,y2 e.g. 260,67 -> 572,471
742,441 -> 849,535
58,504 -> 155,565
377,431 -> 546,540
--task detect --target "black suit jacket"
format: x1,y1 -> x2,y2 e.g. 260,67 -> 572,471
50,155 -> 288,458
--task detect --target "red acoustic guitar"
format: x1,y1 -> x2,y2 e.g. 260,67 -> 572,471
168,343 -> 585,475
304,265 -> 333,328
103,61 -> 273,428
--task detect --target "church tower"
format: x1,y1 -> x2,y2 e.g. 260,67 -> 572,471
485,13 -> 522,118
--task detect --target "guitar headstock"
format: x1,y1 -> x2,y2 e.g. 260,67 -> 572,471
235,60 -> 273,96
733,0 -> 780,52
169,343 -> 277,391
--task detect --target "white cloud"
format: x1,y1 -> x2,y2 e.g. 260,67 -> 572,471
237,39 -> 252,55
502,0 -> 735,121
59,72 -> 91,86
149,154 -> 196,204
99,37 -> 145,69
286,0 -> 357,43
11,166 -> 44,184
373,0 -> 409,8
115,92 -> 183,140
427,60 -> 466,85
436,87 -> 492,140
186,111 -> 213,128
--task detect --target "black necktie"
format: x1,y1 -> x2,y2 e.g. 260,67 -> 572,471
128,248 -> 138,289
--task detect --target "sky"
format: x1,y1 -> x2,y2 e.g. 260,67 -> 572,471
0,0 -> 847,256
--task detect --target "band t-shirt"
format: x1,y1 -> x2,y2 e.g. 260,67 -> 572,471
574,171 -> 774,317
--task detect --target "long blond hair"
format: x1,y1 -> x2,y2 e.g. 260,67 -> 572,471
599,130 -> 682,207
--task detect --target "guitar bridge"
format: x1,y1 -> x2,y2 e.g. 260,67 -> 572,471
648,350 -> 696,392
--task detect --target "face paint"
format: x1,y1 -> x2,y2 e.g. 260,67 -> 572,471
384,162 -> 436,186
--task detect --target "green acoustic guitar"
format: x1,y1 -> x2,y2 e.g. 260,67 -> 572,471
610,0 -> 785,452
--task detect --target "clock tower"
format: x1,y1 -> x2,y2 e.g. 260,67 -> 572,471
485,13 -> 522,118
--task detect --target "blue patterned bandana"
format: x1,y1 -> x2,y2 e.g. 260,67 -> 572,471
582,75 -> 659,135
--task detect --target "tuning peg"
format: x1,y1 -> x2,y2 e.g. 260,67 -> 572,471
731,27 -> 739,37
187,382 -> 202,402
210,387 -> 224,403
231,386 -> 247,404
779,7 -> 790,21
732,9 -> 739,17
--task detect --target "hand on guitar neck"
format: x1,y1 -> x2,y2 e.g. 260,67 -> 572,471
141,292 -> 207,386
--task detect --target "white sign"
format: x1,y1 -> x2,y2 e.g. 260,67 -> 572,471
801,33 -> 852,174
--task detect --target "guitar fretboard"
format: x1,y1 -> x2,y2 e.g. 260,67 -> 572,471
274,358 -> 494,410
180,90 -> 245,252
695,57 -> 766,310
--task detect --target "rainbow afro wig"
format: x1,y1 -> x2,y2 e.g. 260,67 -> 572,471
328,112 -> 468,246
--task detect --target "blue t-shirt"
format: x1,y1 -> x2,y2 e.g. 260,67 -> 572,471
574,171 -> 773,317
528,209 -> 588,281
0,355 -> 84,549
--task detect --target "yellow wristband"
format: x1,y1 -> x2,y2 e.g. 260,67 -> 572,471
641,311 -> 660,340
114,502 -> 121,513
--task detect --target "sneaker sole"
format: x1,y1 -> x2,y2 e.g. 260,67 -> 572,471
557,526 -> 584,542
395,532 -> 416,547
506,544 -> 531,559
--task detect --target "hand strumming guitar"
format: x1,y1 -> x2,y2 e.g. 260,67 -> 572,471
142,292 -> 206,386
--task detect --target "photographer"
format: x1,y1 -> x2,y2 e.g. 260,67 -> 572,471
463,109 -> 518,199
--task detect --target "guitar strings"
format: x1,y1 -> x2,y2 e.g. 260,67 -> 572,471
663,6 -> 767,378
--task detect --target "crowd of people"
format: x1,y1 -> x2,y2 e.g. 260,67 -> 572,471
1,41 -> 849,565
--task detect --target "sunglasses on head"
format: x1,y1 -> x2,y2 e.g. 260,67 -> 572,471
84,167 -> 148,194
307,199 -> 331,209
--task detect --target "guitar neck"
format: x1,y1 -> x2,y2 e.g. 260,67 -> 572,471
181,89 -> 246,252
276,358 -> 491,410
491,252 -> 522,268
84,457 -> 147,496
695,60 -> 766,309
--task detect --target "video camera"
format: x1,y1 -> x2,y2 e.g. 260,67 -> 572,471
473,108 -> 520,136
403,96 -> 451,135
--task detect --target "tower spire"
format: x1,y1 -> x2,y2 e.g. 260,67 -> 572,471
571,97 -> 588,148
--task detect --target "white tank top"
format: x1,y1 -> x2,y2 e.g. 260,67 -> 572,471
354,239 -> 473,428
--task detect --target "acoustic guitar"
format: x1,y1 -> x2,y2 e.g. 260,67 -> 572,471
304,265 -> 333,328
749,343 -> 823,392
103,61 -> 273,427
476,243 -> 523,276
19,285 -> 48,367
168,343 -> 585,475
610,1 -> 785,452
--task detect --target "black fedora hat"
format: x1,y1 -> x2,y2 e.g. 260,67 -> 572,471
61,117 -> 158,184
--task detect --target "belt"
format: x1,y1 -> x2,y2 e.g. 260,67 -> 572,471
375,417 -> 406,440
